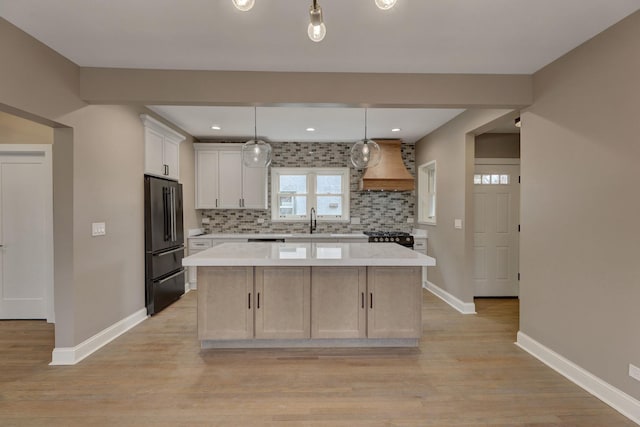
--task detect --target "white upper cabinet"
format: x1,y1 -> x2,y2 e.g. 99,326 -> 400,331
195,143 -> 268,209
141,114 -> 186,181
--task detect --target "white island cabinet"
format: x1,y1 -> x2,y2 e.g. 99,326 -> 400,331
183,242 -> 435,349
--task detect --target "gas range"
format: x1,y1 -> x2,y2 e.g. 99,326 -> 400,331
364,231 -> 414,248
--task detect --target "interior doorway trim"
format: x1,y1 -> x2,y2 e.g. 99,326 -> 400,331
0,144 -> 54,322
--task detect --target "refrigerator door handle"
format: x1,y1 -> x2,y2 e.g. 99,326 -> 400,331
157,269 -> 185,284
156,247 -> 184,257
170,186 -> 177,242
162,187 -> 169,241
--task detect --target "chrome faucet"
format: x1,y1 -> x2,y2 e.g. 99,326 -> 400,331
310,207 -> 317,234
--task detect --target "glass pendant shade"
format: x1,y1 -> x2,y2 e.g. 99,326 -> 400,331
232,0 -> 255,11
307,22 -> 326,42
242,139 -> 272,167
308,1 -> 326,42
350,139 -> 381,169
375,0 -> 397,10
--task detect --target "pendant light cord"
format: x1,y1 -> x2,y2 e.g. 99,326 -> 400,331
364,108 -> 368,141
254,106 -> 258,141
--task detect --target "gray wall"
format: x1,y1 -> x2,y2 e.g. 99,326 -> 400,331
414,109 -> 514,303
520,11 -> 640,399
199,141 -> 415,234
475,133 -> 520,158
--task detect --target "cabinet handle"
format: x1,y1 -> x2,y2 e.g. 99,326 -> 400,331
215,199 -> 219,208
369,292 -> 373,309
239,198 -> 242,207
361,292 -> 364,309
248,293 -> 251,309
257,292 -> 260,309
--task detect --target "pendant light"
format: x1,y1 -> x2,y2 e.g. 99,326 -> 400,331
232,0 -> 254,11
242,107 -> 272,168
308,0 -> 326,42
350,109 -> 381,169
375,0 -> 398,10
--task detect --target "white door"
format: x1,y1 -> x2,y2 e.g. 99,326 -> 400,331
0,148 -> 53,319
473,163 -> 520,297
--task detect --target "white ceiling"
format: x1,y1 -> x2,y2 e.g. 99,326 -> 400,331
1,0 -> 636,140
147,106 -> 466,143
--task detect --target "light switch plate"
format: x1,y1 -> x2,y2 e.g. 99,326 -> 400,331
407,217 -> 414,223
351,217 -> 361,225
454,219 -> 463,229
201,217 -> 210,224
630,364 -> 640,382
91,222 -> 106,236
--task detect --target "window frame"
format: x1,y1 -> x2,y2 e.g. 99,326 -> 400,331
271,167 -> 350,222
418,160 -> 436,225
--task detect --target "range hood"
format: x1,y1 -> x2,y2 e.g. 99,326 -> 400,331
359,140 -> 415,192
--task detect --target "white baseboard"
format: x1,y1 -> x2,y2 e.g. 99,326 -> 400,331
50,308 -> 148,365
425,280 -> 476,314
189,282 -> 197,290
516,331 -> 640,425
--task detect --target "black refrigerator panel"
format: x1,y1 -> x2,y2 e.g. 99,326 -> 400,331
144,175 -> 184,254
144,175 -> 185,315
146,269 -> 186,316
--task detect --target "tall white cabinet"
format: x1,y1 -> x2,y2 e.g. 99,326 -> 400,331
141,114 -> 185,181
194,143 -> 267,209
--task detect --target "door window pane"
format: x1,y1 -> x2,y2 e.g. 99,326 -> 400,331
500,174 -> 510,184
482,174 -> 491,184
491,174 -> 500,184
474,174 -> 482,185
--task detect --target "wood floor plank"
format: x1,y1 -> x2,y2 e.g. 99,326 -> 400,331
0,291 -> 635,426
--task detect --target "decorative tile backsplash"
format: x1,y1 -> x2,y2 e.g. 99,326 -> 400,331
200,141 -> 415,233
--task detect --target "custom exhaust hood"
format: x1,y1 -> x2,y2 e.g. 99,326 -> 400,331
359,140 -> 415,192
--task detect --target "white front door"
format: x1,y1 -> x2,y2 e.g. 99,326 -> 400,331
473,163 -> 520,297
0,147 -> 53,319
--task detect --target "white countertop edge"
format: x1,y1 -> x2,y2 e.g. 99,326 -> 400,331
188,233 -> 368,239
183,242 -> 436,267
183,259 -> 435,267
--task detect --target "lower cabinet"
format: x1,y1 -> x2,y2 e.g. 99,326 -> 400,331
311,267 -> 366,339
367,267 -> 422,339
197,266 -> 254,340
255,267 -> 310,339
197,266 -> 422,342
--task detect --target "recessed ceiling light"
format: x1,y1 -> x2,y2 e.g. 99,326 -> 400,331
391,128 -> 401,132
306,127 -> 316,132
211,125 -> 221,130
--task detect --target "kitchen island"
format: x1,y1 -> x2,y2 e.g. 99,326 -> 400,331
182,242 -> 435,349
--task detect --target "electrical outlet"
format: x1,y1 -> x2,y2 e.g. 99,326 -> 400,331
201,217 -> 210,224
257,218 -> 265,224
407,217 -> 414,223
91,222 -> 106,236
454,219 -> 463,229
630,364 -> 640,382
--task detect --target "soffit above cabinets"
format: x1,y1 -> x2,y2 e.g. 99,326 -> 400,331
146,106 -> 465,143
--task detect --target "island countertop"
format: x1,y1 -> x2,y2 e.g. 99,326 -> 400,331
182,242 -> 436,267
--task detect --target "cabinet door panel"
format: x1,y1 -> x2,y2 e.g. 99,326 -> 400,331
367,267 -> 422,339
197,267 -> 254,340
242,165 -> 267,209
311,267 -> 366,339
218,151 -> 243,208
255,267 -> 310,339
144,128 -> 165,177
196,150 -> 219,209
163,137 -> 180,180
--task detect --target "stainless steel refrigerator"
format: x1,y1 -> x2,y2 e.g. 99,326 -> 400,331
144,175 -> 185,315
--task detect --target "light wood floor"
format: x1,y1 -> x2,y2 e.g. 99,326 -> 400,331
0,291 -> 634,426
